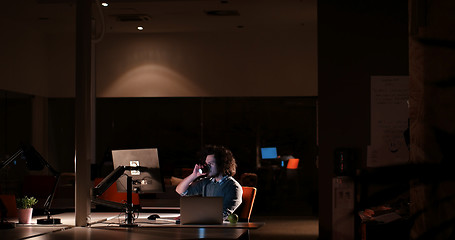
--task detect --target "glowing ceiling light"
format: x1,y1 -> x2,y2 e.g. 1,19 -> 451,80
137,26 -> 144,31
101,2 -> 108,7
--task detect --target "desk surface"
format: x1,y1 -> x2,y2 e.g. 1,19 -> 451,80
91,213 -> 263,229
53,212 -> 263,228
2,212 -> 264,240
12,227 -> 249,240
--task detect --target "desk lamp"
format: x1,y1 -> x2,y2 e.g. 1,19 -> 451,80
0,144 -> 61,225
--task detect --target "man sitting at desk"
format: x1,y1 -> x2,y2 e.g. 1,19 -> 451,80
176,145 -> 243,220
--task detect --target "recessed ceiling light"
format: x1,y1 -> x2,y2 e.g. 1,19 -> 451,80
137,26 -> 144,31
101,2 -> 108,7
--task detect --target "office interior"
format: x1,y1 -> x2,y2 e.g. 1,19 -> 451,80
1,0 -> 454,239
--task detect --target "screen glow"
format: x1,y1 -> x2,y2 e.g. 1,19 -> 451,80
261,147 -> 277,159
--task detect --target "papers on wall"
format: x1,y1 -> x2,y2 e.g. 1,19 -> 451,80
367,76 -> 409,167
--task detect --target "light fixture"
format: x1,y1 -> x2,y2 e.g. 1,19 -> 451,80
137,26 -> 144,31
101,2 -> 108,7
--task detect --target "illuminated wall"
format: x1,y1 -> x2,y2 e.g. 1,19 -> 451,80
96,30 -> 317,97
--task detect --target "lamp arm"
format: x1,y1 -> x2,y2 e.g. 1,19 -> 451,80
92,166 -> 149,197
93,166 -> 126,197
21,144 -> 61,216
0,149 -> 24,170
29,146 -> 59,177
91,166 -> 147,208
42,173 -> 61,216
91,166 -> 129,210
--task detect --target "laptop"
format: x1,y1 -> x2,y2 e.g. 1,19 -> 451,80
179,196 -> 223,225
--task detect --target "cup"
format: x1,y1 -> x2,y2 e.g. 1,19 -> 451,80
198,164 -> 210,174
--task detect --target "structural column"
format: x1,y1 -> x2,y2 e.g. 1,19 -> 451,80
75,0 -> 93,226
409,0 -> 455,239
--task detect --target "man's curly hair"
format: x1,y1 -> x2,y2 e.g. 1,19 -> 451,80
199,145 -> 237,176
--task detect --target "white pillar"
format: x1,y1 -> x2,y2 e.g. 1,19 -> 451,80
75,0 -> 92,227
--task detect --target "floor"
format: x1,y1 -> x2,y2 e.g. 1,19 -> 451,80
249,216 -> 319,240
247,176 -> 319,240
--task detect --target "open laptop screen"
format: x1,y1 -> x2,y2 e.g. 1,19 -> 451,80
261,147 -> 278,159
180,196 -> 223,225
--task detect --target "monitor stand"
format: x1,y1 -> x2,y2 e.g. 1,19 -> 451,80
119,175 -> 138,227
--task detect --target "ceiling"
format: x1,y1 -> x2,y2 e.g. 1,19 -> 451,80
99,0 -> 316,33
1,0 -> 318,98
4,0 -> 317,34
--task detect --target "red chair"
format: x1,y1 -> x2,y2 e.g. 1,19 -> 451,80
0,194 -> 17,218
93,178 -> 140,205
235,186 -> 257,222
286,158 -> 299,169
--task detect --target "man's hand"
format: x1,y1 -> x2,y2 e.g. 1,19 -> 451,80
193,164 -> 207,177
176,163 -> 205,195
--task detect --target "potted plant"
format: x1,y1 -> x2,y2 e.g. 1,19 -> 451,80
16,196 -> 38,224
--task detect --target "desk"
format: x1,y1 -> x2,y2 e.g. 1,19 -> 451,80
0,225 -> 72,240
20,227 -> 249,240
89,213 -> 262,228
1,212 -> 264,240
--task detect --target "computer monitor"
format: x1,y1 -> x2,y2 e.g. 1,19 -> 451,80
112,148 -> 165,194
261,147 -> 278,159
